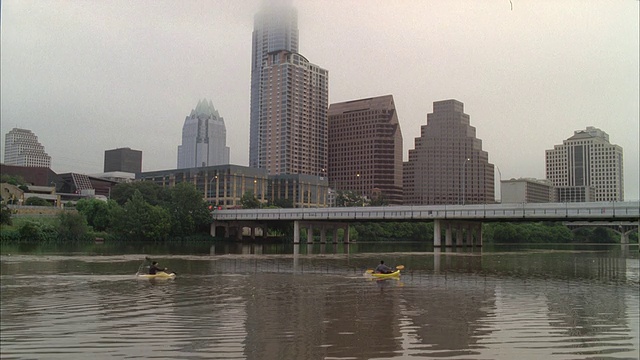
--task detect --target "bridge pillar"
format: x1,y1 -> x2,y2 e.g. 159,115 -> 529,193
294,221 -> 300,244
333,227 -> 339,244
456,225 -> 463,247
344,225 -> 350,244
307,225 -> 314,243
475,223 -> 483,247
434,220 -> 442,247
445,223 -> 453,247
621,231 -> 629,244
210,222 -> 216,237
466,224 -> 473,246
320,226 -> 327,244
250,227 -> 256,240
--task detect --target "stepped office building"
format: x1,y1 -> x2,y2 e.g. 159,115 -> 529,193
3,128 -> 51,168
328,95 -> 404,205
177,99 -> 230,169
249,2 -> 328,176
404,100 -> 495,205
546,126 -> 623,202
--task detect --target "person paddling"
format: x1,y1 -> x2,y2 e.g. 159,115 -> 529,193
374,260 -> 393,274
149,261 -> 167,275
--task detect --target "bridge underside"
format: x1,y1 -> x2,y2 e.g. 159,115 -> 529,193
434,219 -> 483,247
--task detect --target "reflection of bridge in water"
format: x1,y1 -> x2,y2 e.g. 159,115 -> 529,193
212,201 -> 639,246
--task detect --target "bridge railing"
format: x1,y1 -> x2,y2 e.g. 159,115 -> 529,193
212,201 -> 640,222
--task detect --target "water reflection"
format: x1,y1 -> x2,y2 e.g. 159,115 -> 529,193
1,245 -> 638,359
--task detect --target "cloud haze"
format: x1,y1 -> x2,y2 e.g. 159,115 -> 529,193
1,0 -> 638,200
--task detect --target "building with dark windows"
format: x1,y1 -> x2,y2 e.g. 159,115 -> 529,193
104,147 -> 142,173
249,3 -> 328,177
328,95 -> 403,205
403,100 -> 495,205
137,165 -> 328,209
545,126 -> 623,202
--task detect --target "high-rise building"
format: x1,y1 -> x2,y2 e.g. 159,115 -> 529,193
104,147 -> 142,173
177,99 -> 230,169
403,100 -> 495,205
250,1 -> 299,169
328,95 -> 403,205
3,128 -> 51,168
545,126 -> 623,202
250,2 -> 328,176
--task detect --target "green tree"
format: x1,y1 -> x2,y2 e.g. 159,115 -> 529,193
25,197 -> 50,206
57,211 -> 89,241
0,203 -> 12,225
111,190 -> 170,241
77,198 -> 118,231
270,197 -> 294,208
369,194 -> 389,207
110,181 -> 169,206
336,190 -> 362,207
241,191 -> 260,209
0,174 -> 26,186
166,182 -> 212,236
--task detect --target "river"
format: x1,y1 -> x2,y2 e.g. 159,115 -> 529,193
1,243 -> 638,359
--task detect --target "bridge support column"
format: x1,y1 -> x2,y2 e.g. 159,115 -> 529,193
456,225 -> 463,247
210,222 -> 216,237
307,225 -> 314,243
333,227 -> 339,244
344,225 -> 350,244
250,227 -> 256,239
445,223 -> 453,247
320,226 -> 327,244
294,221 -> 300,244
466,224 -> 473,246
475,223 -> 483,247
434,220 -> 442,247
621,231 -> 629,244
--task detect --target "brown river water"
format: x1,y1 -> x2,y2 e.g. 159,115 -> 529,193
1,243 -> 638,359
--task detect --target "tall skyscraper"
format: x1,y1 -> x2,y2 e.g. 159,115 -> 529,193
3,128 -> 51,168
403,100 -> 494,205
250,1 -> 299,169
104,147 -> 142,173
177,99 -> 230,169
250,2 -> 328,176
328,95 -> 403,204
546,126 -> 623,202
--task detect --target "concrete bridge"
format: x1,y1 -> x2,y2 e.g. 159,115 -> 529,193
211,201 -> 639,246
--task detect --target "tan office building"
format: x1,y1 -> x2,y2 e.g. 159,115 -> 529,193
545,126 -> 623,202
404,99 -> 494,205
328,95 -> 403,205
258,50 -> 328,176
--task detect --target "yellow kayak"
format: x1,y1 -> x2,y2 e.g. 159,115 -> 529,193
137,271 -> 176,279
371,270 -> 401,278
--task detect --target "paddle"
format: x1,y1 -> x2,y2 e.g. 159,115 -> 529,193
365,265 -> 404,274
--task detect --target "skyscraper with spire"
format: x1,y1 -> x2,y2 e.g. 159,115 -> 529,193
177,99 -> 230,169
249,1 -> 328,176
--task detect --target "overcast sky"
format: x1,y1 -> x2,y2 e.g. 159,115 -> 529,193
1,0 -> 638,200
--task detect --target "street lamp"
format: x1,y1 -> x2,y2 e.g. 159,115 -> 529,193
461,158 -> 470,205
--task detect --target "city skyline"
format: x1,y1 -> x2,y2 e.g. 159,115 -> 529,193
1,1 -> 638,199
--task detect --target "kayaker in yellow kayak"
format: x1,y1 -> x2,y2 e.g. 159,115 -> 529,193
375,260 -> 394,274
149,261 -> 167,275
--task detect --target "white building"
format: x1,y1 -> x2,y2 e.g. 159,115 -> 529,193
3,128 -> 51,168
501,178 -> 554,203
177,99 -> 230,169
545,126 -> 623,202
